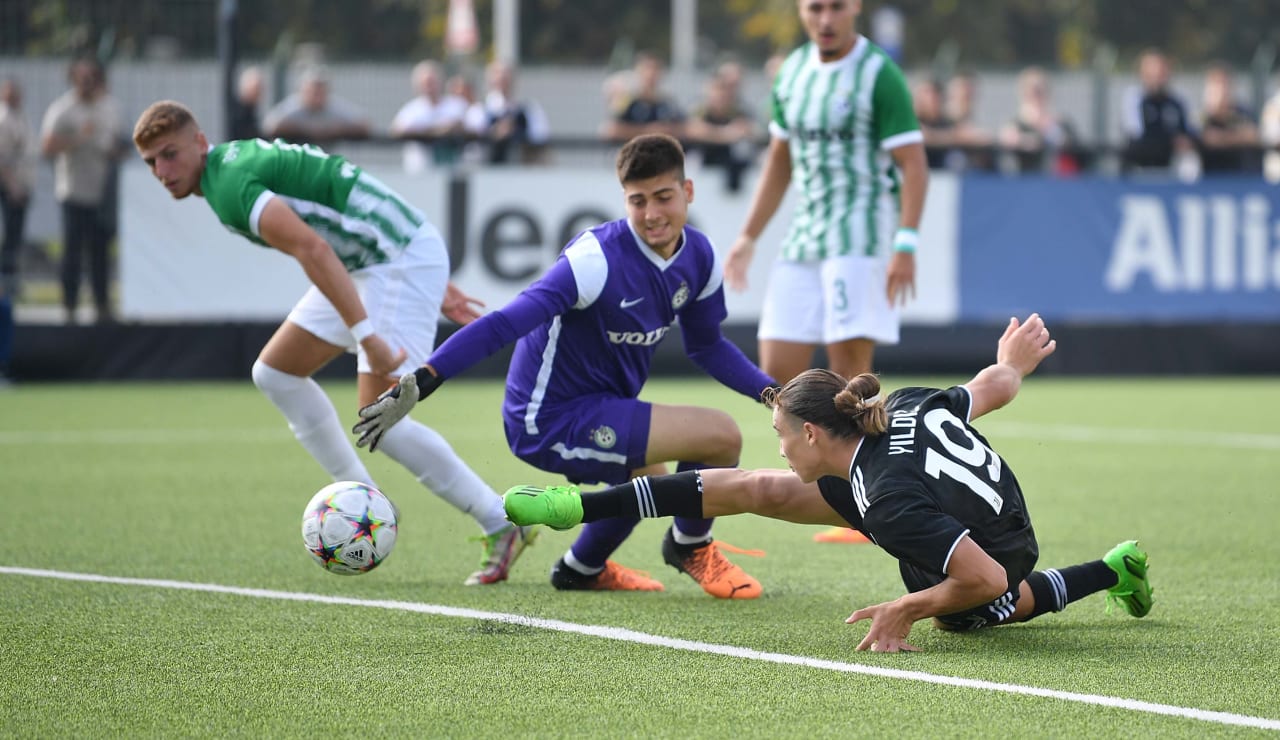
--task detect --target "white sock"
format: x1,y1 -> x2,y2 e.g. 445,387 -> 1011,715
672,522 -> 713,546
251,360 -> 373,485
563,550 -> 604,576
377,418 -> 509,534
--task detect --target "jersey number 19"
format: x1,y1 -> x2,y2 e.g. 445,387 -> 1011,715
921,409 -> 1004,514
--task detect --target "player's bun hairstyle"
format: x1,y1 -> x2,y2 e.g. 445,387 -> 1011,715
616,133 -> 685,183
763,369 -> 888,439
133,100 -> 198,148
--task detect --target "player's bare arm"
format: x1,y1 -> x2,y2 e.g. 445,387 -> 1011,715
965,313 -> 1057,421
845,536 -> 1007,652
725,138 -> 792,292
257,197 -> 407,378
885,142 -> 928,306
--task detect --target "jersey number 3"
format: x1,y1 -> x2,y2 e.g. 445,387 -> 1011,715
921,409 -> 1004,514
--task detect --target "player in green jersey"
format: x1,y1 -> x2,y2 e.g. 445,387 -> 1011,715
724,0 -> 929,544
132,101 -> 537,585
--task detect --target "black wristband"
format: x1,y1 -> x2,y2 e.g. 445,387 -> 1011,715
413,366 -> 445,402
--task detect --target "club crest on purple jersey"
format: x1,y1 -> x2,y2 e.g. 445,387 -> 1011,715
672,281 -> 690,310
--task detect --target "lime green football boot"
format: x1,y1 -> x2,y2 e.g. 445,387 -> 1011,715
1103,540 -> 1154,618
503,484 -> 584,530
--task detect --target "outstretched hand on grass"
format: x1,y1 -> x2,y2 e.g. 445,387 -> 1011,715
846,598 -> 922,653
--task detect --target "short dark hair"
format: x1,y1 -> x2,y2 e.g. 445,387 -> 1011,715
615,134 -> 685,184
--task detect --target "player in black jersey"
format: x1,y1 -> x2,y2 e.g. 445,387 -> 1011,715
504,313 -> 1155,652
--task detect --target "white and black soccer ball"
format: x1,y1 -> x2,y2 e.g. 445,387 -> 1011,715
301,481 -> 398,575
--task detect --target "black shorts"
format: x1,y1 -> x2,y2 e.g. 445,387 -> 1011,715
898,530 -> 1038,630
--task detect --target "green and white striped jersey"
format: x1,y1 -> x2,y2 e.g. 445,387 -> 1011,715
770,36 -> 922,261
200,138 -> 427,271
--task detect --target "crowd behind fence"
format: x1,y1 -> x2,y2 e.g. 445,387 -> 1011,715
3,54 -> 1280,330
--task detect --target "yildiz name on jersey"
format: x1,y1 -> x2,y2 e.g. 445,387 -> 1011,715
1106,194 -> 1280,292
607,327 -> 670,346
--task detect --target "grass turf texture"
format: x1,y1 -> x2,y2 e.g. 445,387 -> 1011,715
1,377 -> 1278,737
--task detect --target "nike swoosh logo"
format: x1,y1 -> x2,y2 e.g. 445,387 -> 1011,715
620,297 -> 644,308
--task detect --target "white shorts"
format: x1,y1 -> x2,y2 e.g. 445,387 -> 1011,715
286,223 -> 449,375
757,255 -> 900,345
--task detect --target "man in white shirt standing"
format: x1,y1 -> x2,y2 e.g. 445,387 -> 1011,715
390,60 -> 472,173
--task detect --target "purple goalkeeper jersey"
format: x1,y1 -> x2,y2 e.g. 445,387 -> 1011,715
427,218 -> 774,435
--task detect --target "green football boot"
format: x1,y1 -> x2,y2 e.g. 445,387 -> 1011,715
1103,540 -> 1154,618
503,484 -> 584,530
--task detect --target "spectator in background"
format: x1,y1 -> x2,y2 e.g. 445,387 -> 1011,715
0,273 -> 10,384
390,60 -> 470,173
1122,49 -> 1196,174
714,59 -> 746,109
228,65 -> 265,141
262,66 -> 370,148
1,77 -> 35,301
761,52 -> 788,126
1262,86 -> 1280,183
479,60 -> 550,165
998,66 -> 1081,175
912,77 -> 959,169
685,74 -> 757,192
41,56 -> 125,325
445,73 -> 490,165
944,71 -> 994,170
1198,63 -> 1259,174
600,52 -> 685,141
0,77 -> 30,386
601,69 -> 634,119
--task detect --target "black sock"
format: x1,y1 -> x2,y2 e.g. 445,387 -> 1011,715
580,471 -> 704,521
1023,560 -> 1119,621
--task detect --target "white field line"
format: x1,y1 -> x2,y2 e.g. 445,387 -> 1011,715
0,428 -> 288,445
4,422 -> 1280,451
2,566 -> 1278,732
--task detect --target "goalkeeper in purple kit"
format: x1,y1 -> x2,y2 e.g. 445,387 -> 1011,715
356,134 -> 776,598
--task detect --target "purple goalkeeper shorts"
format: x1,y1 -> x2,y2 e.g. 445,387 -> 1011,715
504,394 -> 652,486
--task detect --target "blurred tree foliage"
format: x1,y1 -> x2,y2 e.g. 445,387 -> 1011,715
2,0 -> 1278,71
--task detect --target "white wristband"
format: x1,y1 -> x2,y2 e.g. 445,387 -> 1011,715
892,227 -> 918,254
350,319 -> 376,343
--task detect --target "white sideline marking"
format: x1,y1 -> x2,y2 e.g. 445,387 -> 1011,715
4,422 -> 1280,451
0,428 -> 288,445
3,566 -> 1278,732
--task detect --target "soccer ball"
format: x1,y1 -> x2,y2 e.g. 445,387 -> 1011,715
301,481 -> 398,575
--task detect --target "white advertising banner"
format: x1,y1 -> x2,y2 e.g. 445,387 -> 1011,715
121,163 -> 958,324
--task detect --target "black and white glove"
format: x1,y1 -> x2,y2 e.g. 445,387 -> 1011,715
352,367 -> 443,452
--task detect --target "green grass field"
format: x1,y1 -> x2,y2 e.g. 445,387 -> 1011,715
2,376 -> 1279,738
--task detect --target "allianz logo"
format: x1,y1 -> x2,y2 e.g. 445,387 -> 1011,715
1106,194 -> 1280,292
607,327 -> 670,346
